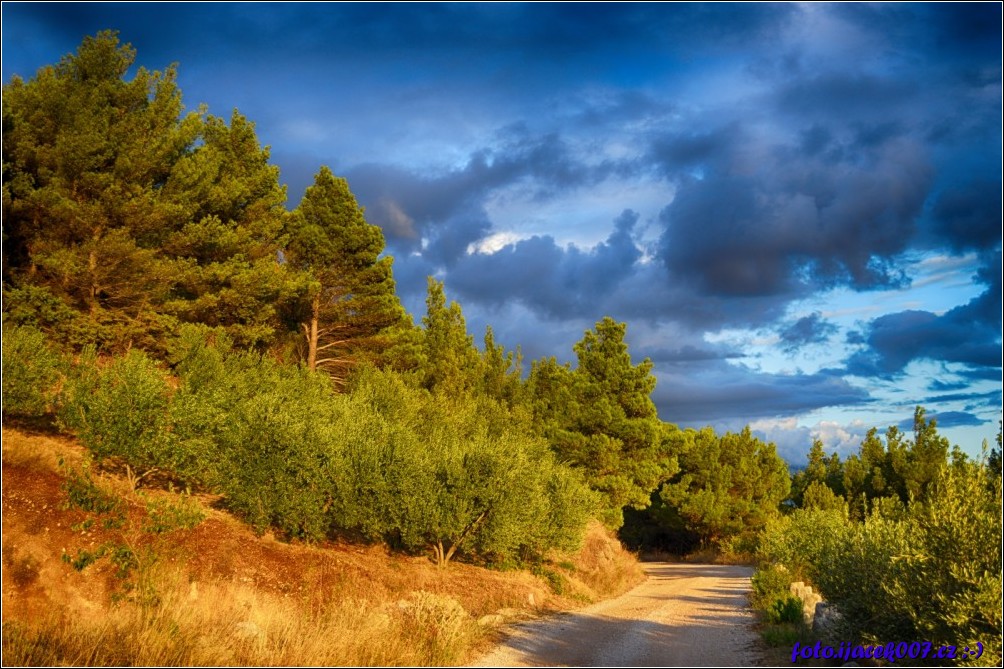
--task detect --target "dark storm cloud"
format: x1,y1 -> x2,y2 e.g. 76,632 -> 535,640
833,3 -> 1002,60
846,256 -> 1002,379
652,365 -> 871,425
924,390 -> 1003,411
636,345 -> 744,365
779,313 -> 837,352
775,73 -> 916,122
346,129 -> 603,263
930,180 -> 1003,252
655,126 -> 932,299
446,210 -> 642,320
897,411 -> 986,430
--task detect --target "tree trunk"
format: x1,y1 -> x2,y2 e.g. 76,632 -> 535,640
306,294 -> 320,371
87,245 -> 100,316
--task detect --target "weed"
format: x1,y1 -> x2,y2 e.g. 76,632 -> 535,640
761,622 -> 808,647
140,493 -> 205,534
766,595 -> 803,624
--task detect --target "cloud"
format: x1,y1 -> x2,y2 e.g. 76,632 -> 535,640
653,363 -> 871,426
779,312 -> 838,352
636,345 -> 745,364
447,210 -> 642,320
654,125 -> 933,300
897,411 -> 986,430
929,179 -> 1003,252
923,390 -> 1003,411
846,251 -> 1002,378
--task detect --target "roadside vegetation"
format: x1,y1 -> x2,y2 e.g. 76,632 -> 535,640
751,411 -> 1002,667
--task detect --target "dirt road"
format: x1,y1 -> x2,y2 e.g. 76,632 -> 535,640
472,563 -> 763,667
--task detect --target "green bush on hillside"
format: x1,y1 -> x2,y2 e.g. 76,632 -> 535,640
1,323 -> 64,418
59,349 -> 177,485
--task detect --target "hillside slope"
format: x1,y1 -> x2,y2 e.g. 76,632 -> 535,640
1,426 -> 643,665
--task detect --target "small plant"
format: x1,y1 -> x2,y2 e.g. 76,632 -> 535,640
766,595 -> 803,625
60,462 -> 126,527
141,493 -> 205,534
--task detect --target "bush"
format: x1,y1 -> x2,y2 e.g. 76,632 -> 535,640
170,343 -> 342,539
766,595 -> 803,624
760,461 -> 1002,666
58,349 -> 176,484
750,564 -> 793,610
333,369 -> 594,566
2,323 -> 64,418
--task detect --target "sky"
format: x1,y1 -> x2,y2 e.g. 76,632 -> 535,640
3,2 -> 1001,464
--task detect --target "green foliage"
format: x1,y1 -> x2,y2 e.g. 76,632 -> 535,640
756,508 -> 850,582
3,31 -> 292,353
750,564 -> 794,610
800,480 -> 846,512
58,349 -> 178,483
529,317 -> 678,528
1,322 -> 64,417
283,166 -> 405,382
169,339 -> 341,538
758,456 -> 1002,666
660,426 -> 790,545
766,595 -> 803,625
335,369 -> 595,565
419,278 -> 480,396
161,335 -> 593,563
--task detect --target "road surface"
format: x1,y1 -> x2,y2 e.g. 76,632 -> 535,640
473,563 -> 763,667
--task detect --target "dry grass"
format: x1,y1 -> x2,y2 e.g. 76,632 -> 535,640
1,427 -> 646,666
3,571 -> 483,666
554,520 -> 646,601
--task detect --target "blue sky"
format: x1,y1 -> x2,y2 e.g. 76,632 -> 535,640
3,3 -> 1001,464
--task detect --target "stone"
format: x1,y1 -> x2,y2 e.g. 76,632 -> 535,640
478,614 -> 505,627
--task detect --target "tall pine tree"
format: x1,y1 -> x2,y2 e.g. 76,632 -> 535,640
529,317 -> 678,528
3,31 -> 294,351
284,166 -> 405,382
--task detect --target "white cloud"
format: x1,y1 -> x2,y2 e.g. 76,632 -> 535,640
466,231 -> 527,255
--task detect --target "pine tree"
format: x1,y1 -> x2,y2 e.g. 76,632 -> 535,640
530,317 -> 677,528
419,278 -> 480,396
160,110 -> 291,348
3,31 -> 199,349
284,166 -> 405,382
659,426 -> 790,544
3,31 -> 294,351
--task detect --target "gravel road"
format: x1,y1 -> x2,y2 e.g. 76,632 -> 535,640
472,563 -> 764,667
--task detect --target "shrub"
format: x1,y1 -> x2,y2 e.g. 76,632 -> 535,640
766,595 -> 803,625
1,323 -> 64,418
58,349 -> 176,486
171,346 -> 342,539
763,461 -> 1002,666
750,564 -> 793,610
